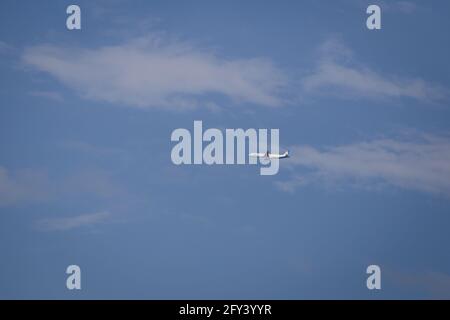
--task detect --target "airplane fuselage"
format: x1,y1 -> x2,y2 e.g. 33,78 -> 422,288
249,151 -> 289,160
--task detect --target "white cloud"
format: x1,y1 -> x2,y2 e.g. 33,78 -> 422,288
22,36 -> 287,110
36,211 -> 110,231
277,133 -> 450,196
302,38 -> 446,102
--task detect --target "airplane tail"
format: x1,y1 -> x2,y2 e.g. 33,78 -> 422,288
284,150 -> 289,157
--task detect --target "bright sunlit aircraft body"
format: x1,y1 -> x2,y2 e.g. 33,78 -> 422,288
249,150 -> 289,160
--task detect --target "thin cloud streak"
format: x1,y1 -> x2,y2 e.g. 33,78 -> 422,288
302,38 -> 447,102
29,90 -> 64,102
36,211 -> 111,231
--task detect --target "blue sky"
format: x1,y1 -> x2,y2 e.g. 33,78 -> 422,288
1,0 -> 450,299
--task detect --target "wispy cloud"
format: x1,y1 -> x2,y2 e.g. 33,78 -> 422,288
63,169 -> 127,199
22,35 -> 287,110
0,166 -> 52,206
29,90 -> 64,102
276,133 -> 450,196
0,165 -> 126,207
36,211 -> 111,231
302,38 -> 446,102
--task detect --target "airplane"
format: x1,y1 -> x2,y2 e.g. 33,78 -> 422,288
249,150 -> 289,160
